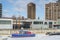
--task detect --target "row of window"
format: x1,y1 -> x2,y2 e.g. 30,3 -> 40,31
33,21 -> 47,24
33,21 -> 54,25
20,21 -> 56,25
0,20 -> 11,24
33,21 -> 43,24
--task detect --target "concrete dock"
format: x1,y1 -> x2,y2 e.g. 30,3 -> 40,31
0,29 -> 60,35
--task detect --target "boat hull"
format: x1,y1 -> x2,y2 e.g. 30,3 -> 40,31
12,34 -> 35,37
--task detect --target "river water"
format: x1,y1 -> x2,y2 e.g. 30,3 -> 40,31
6,34 -> 60,40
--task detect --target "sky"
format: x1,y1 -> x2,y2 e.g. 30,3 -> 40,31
0,0 -> 57,20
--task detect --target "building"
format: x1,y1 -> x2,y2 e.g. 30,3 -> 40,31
0,3 -> 2,18
2,16 -> 25,30
20,19 -> 57,29
27,2 -> 36,19
13,19 -> 21,29
45,2 -> 60,20
0,17 -> 59,30
0,18 -> 13,29
53,19 -> 60,29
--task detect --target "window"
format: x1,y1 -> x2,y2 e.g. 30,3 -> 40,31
33,21 -> 43,24
39,22 -> 43,24
33,21 -> 40,24
54,22 -> 56,24
0,7 -> 2,9
49,22 -> 52,24
54,10 -> 56,12
44,22 -> 47,25
0,20 -> 11,24
58,17 -> 60,19
46,18 -> 48,19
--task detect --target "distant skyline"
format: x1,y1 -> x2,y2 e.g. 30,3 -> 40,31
0,0 -> 57,20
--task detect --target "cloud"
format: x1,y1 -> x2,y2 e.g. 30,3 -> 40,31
3,10 -> 9,13
6,0 -> 36,13
6,0 -> 14,3
2,9 -> 10,17
44,0 -> 57,4
37,0 -> 57,8
2,0 -> 57,19
13,8 -> 24,13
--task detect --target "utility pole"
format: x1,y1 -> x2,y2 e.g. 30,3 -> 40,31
16,17 -> 17,30
38,17 -> 40,20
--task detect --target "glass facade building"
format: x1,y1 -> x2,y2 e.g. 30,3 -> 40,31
0,3 -> 2,18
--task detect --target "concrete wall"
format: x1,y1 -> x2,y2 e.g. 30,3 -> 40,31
31,24 -> 49,29
0,24 -> 12,29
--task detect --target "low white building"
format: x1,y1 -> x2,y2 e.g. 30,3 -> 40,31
20,19 -> 57,29
0,18 -> 13,29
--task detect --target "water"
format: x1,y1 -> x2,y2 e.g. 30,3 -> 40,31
1,34 -> 60,40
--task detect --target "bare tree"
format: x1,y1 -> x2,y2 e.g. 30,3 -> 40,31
12,15 -> 16,20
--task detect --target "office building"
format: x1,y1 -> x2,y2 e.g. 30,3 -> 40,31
27,3 -> 36,19
0,3 -> 2,18
45,2 -> 60,20
45,0 -> 60,20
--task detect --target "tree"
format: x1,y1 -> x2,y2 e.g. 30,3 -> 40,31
18,16 -> 21,20
12,15 -> 16,20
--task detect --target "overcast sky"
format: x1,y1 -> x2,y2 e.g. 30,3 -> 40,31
0,0 -> 57,20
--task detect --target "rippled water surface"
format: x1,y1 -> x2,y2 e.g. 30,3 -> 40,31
6,34 -> 60,40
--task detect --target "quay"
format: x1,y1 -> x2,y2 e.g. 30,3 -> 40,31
0,29 -> 60,35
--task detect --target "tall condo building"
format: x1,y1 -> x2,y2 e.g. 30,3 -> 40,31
27,3 -> 36,19
0,3 -> 2,18
45,2 -> 60,20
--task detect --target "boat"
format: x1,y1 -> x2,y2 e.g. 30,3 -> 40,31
12,31 -> 35,37
46,32 -> 60,35
12,28 -> 35,37
12,34 -> 35,37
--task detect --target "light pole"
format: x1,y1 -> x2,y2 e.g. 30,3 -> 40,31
16,17 -> 17,30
